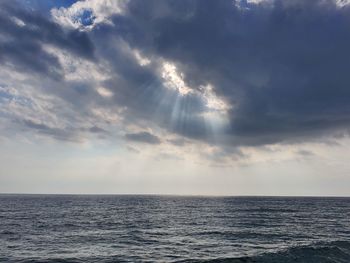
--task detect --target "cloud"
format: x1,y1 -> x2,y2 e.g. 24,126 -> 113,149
89,126 -> 107,134
126,145 -> 140,153
0,1 -> 95,79
105,0 -> 350,146
296,149 -> 315,157
2,0 -> 350,158
125,131 -> 161,144
22,119 -> 80,142
51,0 -> 128,30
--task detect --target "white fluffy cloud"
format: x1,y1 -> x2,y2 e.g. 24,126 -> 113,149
51,0 -> 128,30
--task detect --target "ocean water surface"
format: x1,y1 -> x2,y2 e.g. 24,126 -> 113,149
0,195 -> 349,262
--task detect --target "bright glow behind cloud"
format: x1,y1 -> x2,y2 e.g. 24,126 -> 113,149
161,62 -> 192,95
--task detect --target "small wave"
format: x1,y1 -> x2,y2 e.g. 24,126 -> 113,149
13,256 -> 130,263
16,241 -> 349,263
185,241 -> 350,263
1,230 -> 15,235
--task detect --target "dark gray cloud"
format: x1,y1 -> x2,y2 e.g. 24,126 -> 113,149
99,0 -> 350,146
22,119 -> 79,142
3,0 -> 350,149
21,120 -> 108,142
0,1 -> 94,79
296,149 -> 315,157
125,131 -> 161,144
203,145 -> 248,165
88,126 -> 108,134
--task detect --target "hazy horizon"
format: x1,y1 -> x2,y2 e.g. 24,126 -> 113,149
1,193 -> 350,198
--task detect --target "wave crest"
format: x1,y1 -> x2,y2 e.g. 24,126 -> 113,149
189,241 -> 350,263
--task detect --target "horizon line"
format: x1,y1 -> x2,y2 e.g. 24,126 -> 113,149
1,192 -> 349,198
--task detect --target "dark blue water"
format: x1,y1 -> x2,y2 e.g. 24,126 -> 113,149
0,195 -> 349,262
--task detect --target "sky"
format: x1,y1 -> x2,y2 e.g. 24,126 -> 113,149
1,0 -> 350,196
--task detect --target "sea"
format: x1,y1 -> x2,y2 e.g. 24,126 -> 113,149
0,195 -> 349,262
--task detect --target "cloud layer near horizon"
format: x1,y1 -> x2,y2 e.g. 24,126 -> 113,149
2,0 -> 350,162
